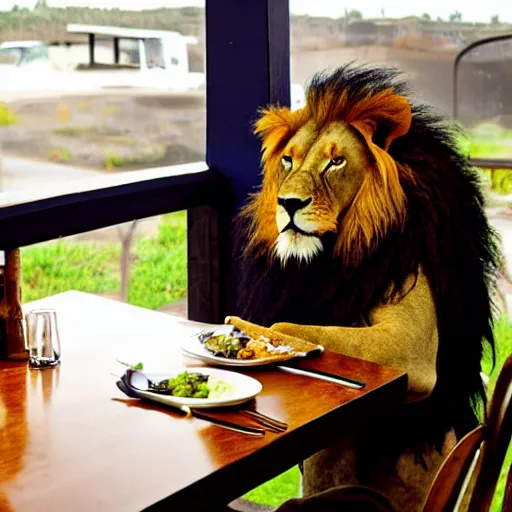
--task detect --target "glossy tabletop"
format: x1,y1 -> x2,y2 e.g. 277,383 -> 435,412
0,291 -> 407,512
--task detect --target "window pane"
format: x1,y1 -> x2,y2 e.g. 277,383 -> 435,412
20,212 -> 187,314
0,2 -> 205,199
290,3 -> 511,117
455,37 -> 512,160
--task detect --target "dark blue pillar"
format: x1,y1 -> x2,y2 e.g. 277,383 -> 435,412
187,0 -> 290,321
206,0 -> 291,212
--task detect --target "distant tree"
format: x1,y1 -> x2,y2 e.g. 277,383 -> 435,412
381,8 -> 385,17
436,16 -> 443,22
491,14 -> 500,25
348,9 -> 363,19
11,4 -> 19,12
35,0 -> 48,9
422,13 -> 431,21
449,11 -> 462,22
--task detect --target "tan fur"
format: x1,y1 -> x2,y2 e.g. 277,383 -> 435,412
227,270 -> 448,510
301,429 -> 457,511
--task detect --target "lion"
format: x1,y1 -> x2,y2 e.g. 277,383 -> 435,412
225,63 -> 502,511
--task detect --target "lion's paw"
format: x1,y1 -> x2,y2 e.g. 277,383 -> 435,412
223,316 -> 272,341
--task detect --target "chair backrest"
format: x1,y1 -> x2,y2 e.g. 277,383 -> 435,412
423,426 -> 485,512
423,353 -> 512,512
468,354 -> 512,511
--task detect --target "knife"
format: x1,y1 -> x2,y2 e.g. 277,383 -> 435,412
276,365 -> 366,389
115,379 -> 265,436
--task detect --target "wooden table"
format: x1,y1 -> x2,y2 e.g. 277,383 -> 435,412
0,291 -> 407,512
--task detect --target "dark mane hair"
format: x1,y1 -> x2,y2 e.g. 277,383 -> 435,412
235,63 -> 502,456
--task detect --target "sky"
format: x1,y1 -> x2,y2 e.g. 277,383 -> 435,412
0,0 -> 511,23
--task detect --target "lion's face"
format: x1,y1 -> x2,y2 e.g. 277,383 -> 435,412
274,120 -> 375,264
244,87 -> 413,267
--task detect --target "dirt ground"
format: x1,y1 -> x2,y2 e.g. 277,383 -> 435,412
1,90 -> 206,172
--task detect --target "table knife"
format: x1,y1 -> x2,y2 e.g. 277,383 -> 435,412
276,365 -> 366,389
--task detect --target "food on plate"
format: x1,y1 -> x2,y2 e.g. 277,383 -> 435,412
198,325 -> 319,360
150,371 -> 210,398
147,371 -> 232,400
118,360 -> 144,371
199,326 -> 251,358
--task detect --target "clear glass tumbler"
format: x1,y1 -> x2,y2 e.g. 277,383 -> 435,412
25,309 -> 61,369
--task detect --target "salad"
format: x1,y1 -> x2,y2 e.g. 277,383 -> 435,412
159,371 -> 210,398
147,371 -> 233,399
118,361 -> 232,399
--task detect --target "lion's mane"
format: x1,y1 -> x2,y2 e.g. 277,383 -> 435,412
234,63 -> 502,456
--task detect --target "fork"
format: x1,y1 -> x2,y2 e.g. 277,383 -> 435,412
238,405 -> 288,432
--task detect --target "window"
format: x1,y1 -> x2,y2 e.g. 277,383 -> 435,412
0,47 -> 23,65
0,2 -> 206,201
455,36 -> 512,162
23,44 -> 49,64
20,212 -> 187,313
0,1 -> 206,313
145,38 -> 166,69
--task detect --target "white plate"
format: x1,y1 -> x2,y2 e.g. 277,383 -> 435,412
180,329 -> 324,367
128,367 -> 263,409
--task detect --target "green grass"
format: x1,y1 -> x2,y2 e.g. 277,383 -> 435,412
0,102 -> 17,126
128,212 -> 187,309
244,467 -> 301,507
21,211 -> 186,310
53,125 -> 95,136
104,145 -> 166,171
458,124 -> 512,196
21,240 -> 120,302
485,318 -> 512,512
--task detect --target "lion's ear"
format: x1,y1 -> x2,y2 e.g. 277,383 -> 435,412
254,107 -> 296,160
348,90 -> 412,151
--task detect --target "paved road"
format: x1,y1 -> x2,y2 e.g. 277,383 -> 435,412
0,155 -> 103,192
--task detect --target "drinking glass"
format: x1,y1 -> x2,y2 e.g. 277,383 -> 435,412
25,309 -> 61,369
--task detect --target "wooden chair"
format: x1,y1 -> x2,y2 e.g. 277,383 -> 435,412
423,354 -> 512,512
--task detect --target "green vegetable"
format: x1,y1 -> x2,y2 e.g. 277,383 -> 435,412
204,335 -> 242,358
165,371 -> 211,399
117,360 -> 144,371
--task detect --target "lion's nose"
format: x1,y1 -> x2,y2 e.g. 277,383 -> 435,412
277,196 -> 312,217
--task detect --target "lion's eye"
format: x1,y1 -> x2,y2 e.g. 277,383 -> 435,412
281,156 -> 292,171
331,156 -> 347,168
